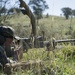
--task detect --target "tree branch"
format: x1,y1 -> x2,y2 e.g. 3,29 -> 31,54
19,0 -> 36,36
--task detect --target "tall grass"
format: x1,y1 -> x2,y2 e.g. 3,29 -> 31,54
1,14 -> 75,75
1,45 -> 75,75
5,14 -> 75,39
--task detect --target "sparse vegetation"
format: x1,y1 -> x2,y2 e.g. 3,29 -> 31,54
3,14 -> 75,40
1,14 -> 75,75
1,0 -> 75,75
1,45 -> 75,75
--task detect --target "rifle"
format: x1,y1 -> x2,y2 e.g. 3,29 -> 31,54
52,38 -> 75,48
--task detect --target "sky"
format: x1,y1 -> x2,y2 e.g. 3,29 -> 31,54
7,0 -> 75,16
44,0 -> 75,16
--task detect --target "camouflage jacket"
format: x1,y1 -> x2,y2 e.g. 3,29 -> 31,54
0,46 -> 8,67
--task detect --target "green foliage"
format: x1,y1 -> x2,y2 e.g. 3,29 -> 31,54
8,8 -> 21,14
72,10 -> 75,17
62,45 -> 75,60
28,0 -> 49,19
1,46 -> 75,75
61,7 -> 72,19
15,46 -> 75,75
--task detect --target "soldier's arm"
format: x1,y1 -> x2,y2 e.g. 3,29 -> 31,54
0,51 -> 8,67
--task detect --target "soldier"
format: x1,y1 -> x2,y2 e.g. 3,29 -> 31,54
0,26 -> 16,70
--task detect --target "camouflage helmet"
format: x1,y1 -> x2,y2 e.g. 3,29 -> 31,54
0,26 -> 15,39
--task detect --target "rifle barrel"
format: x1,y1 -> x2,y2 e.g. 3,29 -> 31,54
56,39 -> 75,43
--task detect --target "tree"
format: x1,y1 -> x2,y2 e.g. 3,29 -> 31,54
61,7 -> 72,19
46,13 -> 49,18
19,0 -> 36,36
0,0 -> 8,23
0,0 -> 7,15
19,0 -> 37,47
8,8 -> 21,14
28,0 -> 49,21
0,0 -> 15,23
72,10 -> 75,17
0,0 -> 20,15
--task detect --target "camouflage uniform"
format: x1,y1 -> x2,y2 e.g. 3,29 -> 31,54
0,26 -> 16,70
0,46 -> 9,68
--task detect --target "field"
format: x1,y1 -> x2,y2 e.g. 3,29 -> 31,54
5,14 -> 75,39
1,45 -> 75,75
7,15 -> 75,40
0,14 -> 75,75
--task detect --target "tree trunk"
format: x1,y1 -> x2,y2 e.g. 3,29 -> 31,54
19,0 -> 36,36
